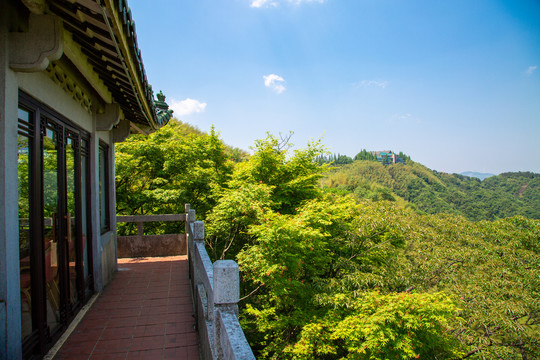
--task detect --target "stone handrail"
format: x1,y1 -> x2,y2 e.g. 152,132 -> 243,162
185,204 -> 255,360
117,214 -> 187,236
116,214 -> 187,258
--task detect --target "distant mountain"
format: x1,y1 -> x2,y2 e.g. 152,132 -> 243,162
460,171 -> 496,180
322,160 -> 540,221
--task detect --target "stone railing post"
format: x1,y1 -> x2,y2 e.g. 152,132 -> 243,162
213,261 -> 257,360
213,260 -> 239,314
213,261 -> 239,359
185,203 -> 191,240
185,203 -> 196,231
193,220 -> 210,319
186,203 -> 194,297
188,209 -> 196,224
186,204 -> 255,359
136,220 -> 143,236
193,221 -> 205,241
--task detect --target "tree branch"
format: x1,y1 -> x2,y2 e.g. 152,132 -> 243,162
239,284 -> 263,302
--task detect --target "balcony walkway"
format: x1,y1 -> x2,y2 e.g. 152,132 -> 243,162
53,256 -> 200,360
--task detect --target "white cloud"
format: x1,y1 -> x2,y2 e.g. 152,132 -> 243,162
356,80 -> 388,89
526,65 -> 537,76
251,0 -> 324,7
169,98 -> 207,117
250,0 -> 278,7
263,74 -> 286,94
288,0 -> 325,4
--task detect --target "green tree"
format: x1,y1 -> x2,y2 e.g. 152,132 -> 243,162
115,119 -> 233,233
354,149 -> 378,162
114,125 -> 540,359
289,291 -> 462,359
205,133 -> 327,259
322,160 -> 540,221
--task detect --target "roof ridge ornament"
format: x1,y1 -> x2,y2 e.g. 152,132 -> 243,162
156,90 -> 166,102
154,90 -> 173,126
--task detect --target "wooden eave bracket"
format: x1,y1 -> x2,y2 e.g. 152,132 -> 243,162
113,119 -> 131,143
129,121 -> 149,136
21,0 -> 47,15
96,103 -> 123,131
9,13 -> 63,72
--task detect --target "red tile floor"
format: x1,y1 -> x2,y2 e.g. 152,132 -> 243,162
53,256 -> 199,360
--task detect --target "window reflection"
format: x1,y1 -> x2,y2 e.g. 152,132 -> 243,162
99,143 -> 110,233
43,128 -> 60,332
81,151 -> 90,296
18,92 -> 93,356
18,108 -> 32,340
66,137 -> 78,305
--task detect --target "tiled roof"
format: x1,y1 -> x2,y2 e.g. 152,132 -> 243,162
47,0 -> 172,132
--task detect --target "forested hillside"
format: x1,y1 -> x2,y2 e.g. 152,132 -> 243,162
115,122 -> 540,359
323,160 -> 540,221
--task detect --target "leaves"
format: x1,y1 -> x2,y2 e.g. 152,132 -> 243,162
115,126 -> 540,359
289,292 -> 462,360
115,119 -> 234,234
234,196 -> 540,359
322,160 -> 540,221
205,133 -> 327,260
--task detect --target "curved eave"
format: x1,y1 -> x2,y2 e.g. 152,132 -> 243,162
100,0 -> 162,131
44,0 -> 170,133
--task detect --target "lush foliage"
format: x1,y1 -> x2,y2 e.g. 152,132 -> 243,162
234,197 -> 464,359
235,197 -> 539,359
204,138 -> 539,359
205,134 -> 326,259
115,126 -> 540,359
323,160 -> 540,221
290,291 -> 461,359
316,153 -> 354,165
115,119 -> 240,234
354,149 -> 378,162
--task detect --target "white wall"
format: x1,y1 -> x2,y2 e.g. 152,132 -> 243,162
0,18 -> 23,359
18,71 -> 93,132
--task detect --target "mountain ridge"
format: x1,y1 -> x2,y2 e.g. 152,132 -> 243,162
460,171 -> 496,180
323,160 -> 539,221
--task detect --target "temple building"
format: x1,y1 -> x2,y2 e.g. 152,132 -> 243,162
0,0 -> 172,358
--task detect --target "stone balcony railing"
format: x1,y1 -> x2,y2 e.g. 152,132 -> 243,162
116,214 -> 188,257
117,206 -> 255,360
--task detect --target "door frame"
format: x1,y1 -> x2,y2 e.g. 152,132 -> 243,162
18,91 -> 94,358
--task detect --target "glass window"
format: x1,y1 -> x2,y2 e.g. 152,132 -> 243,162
18,91 -> 93,357
43,126 -> 60,332
18,108 -> 33,341
99,142 -> 110,233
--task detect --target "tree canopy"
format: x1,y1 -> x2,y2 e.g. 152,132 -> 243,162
115,119 -> 240,234
323,160 -> 540,221
115,125 -> 540,359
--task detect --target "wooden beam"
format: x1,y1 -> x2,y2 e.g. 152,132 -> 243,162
129,121 -> 148,135
62,28 -> 113,103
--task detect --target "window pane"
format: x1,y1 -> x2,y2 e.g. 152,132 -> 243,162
18,108 -> 29,122
99,144 -> 110,233
43,128 -> 60,332
66,137 -> 78,306
18,110 -> 32,340
81,153 -> 90,295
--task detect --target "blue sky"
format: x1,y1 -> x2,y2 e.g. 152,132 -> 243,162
130,0 -> 540,174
